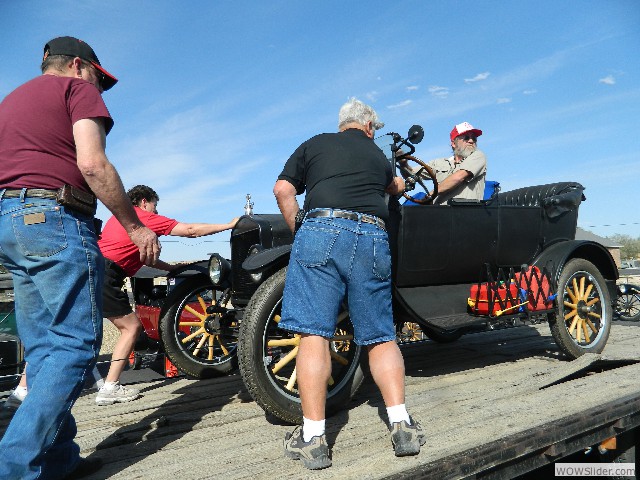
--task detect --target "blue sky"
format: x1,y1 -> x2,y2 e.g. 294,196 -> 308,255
1,0 -> 639,261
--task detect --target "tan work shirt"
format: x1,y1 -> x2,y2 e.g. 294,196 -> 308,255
427,149 -> 487,204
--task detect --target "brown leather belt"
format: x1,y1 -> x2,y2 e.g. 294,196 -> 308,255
3,187 -> 97,217
2,188 -> 58,199
306,209 -> 386,231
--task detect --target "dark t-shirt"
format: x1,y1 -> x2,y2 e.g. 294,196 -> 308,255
278,128 -> 393,221
0,75 -> 114,193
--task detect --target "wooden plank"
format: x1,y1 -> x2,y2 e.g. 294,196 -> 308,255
3,323 -> 640,479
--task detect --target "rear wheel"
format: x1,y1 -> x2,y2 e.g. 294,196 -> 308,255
238,267 -> 365,424
397,322 -> 425,342
159,275 -> 238,378
549,258 -> 611,358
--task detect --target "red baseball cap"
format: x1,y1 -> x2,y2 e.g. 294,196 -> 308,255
450,122 -> 482,142
43,36 -> 118,91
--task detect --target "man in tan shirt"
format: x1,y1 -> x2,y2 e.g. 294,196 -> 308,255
403,122 -> 487,205
428,122 -> 487,204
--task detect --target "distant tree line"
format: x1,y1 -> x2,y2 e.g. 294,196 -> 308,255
610,234 -> 640,260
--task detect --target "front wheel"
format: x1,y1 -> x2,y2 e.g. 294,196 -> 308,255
238,267 -> 365,424
159,275 -> 239,379
549,258 -> 612,359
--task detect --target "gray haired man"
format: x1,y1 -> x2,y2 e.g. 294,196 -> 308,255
273,98 -> 425,470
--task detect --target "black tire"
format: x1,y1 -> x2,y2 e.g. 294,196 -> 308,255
159,275 -> 238,379
549,258 -> 612,359
128,351 -> 142,370
238,267 -> 365,424
616,292 -> 640,321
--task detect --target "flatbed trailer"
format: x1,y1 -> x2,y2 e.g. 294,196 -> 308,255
3,323 -> 640,479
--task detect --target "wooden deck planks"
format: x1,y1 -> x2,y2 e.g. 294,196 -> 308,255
3,322 -> 640,479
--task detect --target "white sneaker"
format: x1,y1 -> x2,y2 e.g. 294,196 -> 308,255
3,388 -> 27,410
95,382 -> 140,406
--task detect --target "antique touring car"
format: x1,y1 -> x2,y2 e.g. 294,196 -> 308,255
140,125 -> 617,424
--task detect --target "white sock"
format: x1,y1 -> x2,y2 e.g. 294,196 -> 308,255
92,366 -> 104,390
302,417 -> 325,442
387,404 -> 411,425
13,386 -> 28,400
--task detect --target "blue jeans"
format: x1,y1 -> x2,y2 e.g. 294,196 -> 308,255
279,211 -> 396,345
0,191 -> 104,480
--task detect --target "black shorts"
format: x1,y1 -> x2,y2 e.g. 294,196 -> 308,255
102,259 -> 133,318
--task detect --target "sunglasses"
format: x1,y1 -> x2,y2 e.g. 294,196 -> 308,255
458,135 -> 477,143
83,61 -> 105,89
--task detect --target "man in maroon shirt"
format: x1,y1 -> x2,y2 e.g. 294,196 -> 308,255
0,36 -> 159,480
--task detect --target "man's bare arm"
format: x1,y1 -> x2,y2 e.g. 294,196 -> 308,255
273,179 -> 299,232
73,118 -> 160,265
434,170 -> 470,196
385,176 -> 406,195
170,218 -> 239,238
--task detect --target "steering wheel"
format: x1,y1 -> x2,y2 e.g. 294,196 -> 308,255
397,154 -> 438,205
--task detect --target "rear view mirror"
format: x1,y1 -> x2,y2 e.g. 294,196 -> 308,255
408,125 -> 424,144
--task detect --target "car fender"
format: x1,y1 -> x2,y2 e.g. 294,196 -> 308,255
168,260 -> 209,278
532,240 -> 618,299
242,244 -> 292,274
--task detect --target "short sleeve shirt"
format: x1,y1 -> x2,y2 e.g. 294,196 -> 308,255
278,129 -> 393,221
98,207 -> 179,276
427,149 -> 487,204
0,75 -> 113,193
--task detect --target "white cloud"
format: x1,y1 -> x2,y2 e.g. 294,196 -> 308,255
464,72 -> 490,83
406,85 -> 419,91
366,91 -> 379,101
497,98 -> 512,104
599,75 -> 615,85
523,89 -> 538,95
428,85 -> 449,98
387,100 -> 412,109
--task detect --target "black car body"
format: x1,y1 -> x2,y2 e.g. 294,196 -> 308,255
231,129 -> 618,423
150,127 -> 617,423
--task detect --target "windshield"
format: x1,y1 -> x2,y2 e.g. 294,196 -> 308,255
374,133 -> 395,162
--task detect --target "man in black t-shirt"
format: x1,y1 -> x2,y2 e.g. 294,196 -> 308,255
274,98 -> 425,470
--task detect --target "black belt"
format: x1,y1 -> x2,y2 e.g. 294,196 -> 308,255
306,209 -> 386,231
2,188 -> 57,199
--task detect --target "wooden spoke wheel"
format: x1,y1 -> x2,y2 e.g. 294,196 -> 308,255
397,322 -> 426,343
549,259 -> 611,358
616,291 -> 640,321
238,267 -> 365,424
160,275 -> 238,378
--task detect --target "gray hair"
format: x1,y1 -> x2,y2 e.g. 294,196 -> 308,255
338,97 -> 384,131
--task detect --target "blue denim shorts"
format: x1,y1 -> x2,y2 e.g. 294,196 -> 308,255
279,210 -> 395,345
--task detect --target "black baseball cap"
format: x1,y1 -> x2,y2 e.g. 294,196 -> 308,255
43,36 -> 118,91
